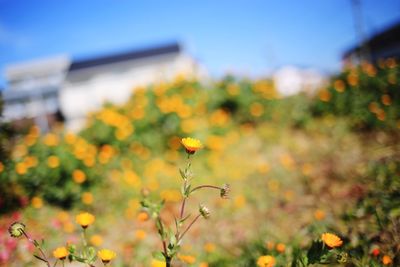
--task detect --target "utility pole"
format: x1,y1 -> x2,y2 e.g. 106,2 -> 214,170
350,0 -> 370,63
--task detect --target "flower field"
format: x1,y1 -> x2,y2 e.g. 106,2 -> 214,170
0,60 -> 399,266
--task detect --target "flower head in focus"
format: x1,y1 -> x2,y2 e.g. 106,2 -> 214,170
76,212 -> 95,229
53,247 -> 69,260
98,249 -> 116,264
257,255 -> 275,267
181,137 -> 203,154
321,233 -> 343,248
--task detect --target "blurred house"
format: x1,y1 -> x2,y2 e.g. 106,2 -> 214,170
1,55 -> 70,131
1,42 -> 205,131
273,66 -> 326,96
343,20 -> 400,64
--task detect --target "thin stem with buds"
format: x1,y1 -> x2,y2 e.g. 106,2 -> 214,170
20,229 -> 51,267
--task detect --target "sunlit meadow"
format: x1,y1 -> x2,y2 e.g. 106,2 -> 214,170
1,60 -> 399,266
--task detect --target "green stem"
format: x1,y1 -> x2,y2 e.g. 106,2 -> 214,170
190,185 -> 222,194
178,214 -> 201,242
21,229 -> 51,267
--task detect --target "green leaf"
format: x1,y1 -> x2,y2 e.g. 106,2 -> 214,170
152,251 -> 165,261
179,168 -> 186,179
33,254 -> 46,262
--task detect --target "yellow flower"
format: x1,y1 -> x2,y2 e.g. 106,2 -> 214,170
151,259 -> 166,267
97,249 -> 116,264
382,255 -> 392,265
181,137 -> 203,154
47,156 -> 60,168
53,247 -> 69,260
321,233 -> 343,248
0,162 -> 4,173
257,255 -> 275,267
76,212 -> 95,229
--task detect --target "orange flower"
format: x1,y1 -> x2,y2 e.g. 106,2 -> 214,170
178,254 -> 196,264
73,169 -> 86,184
382,255 -> 392,265
314,209 -> 326,221
181,137 -> 203,154
137,211 -> 149,222
321,233 -> 343,248
257,255 -> 275,267
276,243 -> 285,253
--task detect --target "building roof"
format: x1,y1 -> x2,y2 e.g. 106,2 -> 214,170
69,42 -> 181,72
343,20 -> 400,59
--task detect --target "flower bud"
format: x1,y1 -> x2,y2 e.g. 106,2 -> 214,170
220,184 -> 230,199
199,204 -> 210,219
8,222 -> 26,238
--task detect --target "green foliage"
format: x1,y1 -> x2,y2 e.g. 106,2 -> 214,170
312,61 -> 400,130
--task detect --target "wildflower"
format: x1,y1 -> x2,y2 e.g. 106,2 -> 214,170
82,192 -> 94,205
31,197 -> 43,209
97,249 -> 116,264
76,212 -> 95,229
47,156 -> 60,168
137,211 -> 149,222
276,243 -> 285,253
73,169 -> 86,184
314,210 -> 326,221
15,162 -> 27,175
199,204 -> 210,219
204,242 -> 216,253
371,247 -> 380,257
90,234 -> 103,246
0,162 -> 3,173
151,259 -> 166,267
257,255 -> 275,267
8,222 -> 26,238
53,247 -> 69,260
181,137 -> 203,154
382,255 -> 392,265
135,229 -> 147,240
321,233 -> 343,248
178,254 -> 196,264
220,184 -> 230,199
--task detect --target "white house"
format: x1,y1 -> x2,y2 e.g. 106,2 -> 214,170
273,66 -> 326,96
1,42 -> 206,131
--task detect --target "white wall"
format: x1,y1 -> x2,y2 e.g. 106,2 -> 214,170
60,53 -> 203,131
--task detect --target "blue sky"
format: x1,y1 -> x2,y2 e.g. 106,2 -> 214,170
0,0 -> 399,88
